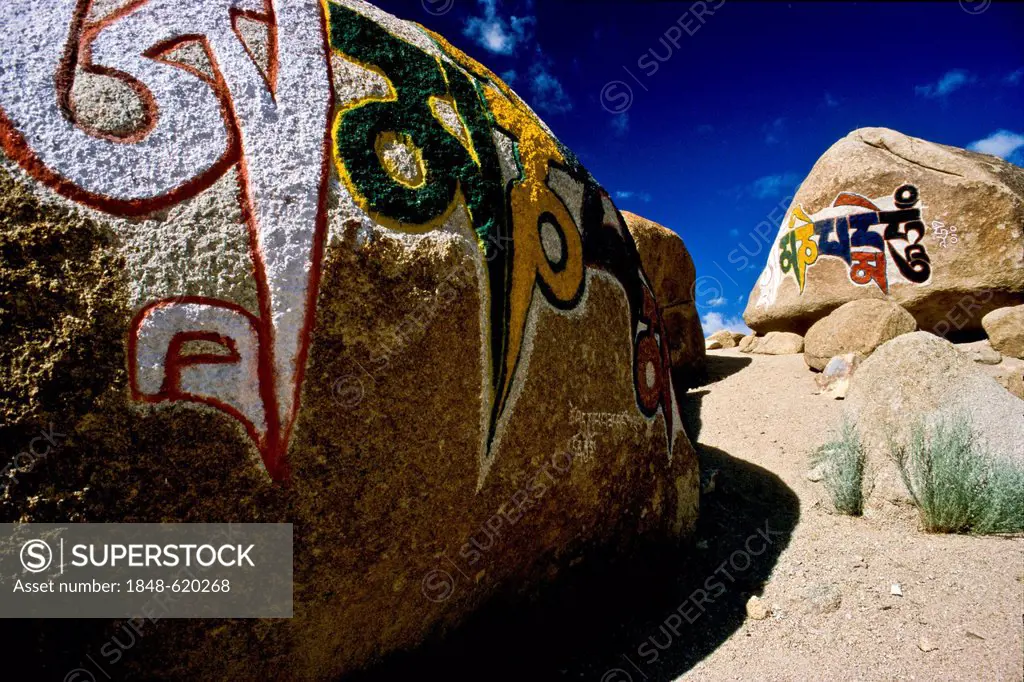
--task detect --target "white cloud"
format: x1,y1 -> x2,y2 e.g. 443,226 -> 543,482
610,112 -> 629,136
614,190 -> 651,203
707,296 -> 728,308
701,312 -> 752,337
915,69 -> 975,98
463,3 -> 568,116
526,52 -> 571,115
1004,68 -> 1023,86
763,117 -> 785,145
463,0 -> 535,55
747,172 -> 801,199
968,130 -> 1024,164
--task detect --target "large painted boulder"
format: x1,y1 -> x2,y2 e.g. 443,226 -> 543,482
744,128 -> 1024,338
623,211 -> 707,387
0,0 -> 697,678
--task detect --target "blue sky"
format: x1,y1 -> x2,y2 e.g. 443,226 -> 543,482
373,0 -> 1023,334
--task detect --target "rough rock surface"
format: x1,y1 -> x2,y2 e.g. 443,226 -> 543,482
737,334 -> 756,352
706,329 -> 742,350
977,356 -> 1024,400
803,300 -> 917,371
845,332 -> 1024,501
624,211 -> 706,388
746,331 -> 804,355
0,1 -> 698,678
814,352 -> 864,399
744,128 -> 1024,337
957,340 -> 1003,365
982,305 -> 1024,359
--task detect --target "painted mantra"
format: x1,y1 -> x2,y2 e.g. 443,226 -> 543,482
0,1 -> 680,480
758,185 -> 932,308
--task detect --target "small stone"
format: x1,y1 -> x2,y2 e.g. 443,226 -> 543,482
800,583 -> 842,614
918,636 -> 938,652
891,583 -> 903,597
806,464 -> 825,482
746,596 -> 770,620
965,628 -> 986,640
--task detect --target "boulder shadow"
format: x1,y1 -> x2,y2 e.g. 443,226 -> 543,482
679,389 -> 707,444
346,444 -> 799,682
695,352 -> 753,388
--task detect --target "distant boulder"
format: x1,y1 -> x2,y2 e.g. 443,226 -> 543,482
744,128 -> 1024,338
746,331 -> 804,355
705,329 -> 744,350
804,299 -> 917,371
956,340 -> 1002,366
977,356 -> 1024,400
982,305 -> 1024,359
625,212 -> 707,386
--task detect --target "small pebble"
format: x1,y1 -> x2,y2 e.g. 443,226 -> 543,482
746,596 -> 770,620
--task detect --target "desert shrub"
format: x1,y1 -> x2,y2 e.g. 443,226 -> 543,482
811,420 -> 867,516
890,414 -> 1024,535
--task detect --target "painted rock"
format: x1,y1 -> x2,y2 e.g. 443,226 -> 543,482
803,299 -> 917,371
982,305 -> 1024,359
0,0 -> 698,678
624,211 -> 707,388
744,128 -> 1024,338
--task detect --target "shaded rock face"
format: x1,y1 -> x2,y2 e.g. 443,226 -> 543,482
845,332 -> 1024,502
982,305 -> 1024,359
624,211 -> 706,388
744,128 -> 1024,338
803,299 -> 917,371
0,1 -> 697,678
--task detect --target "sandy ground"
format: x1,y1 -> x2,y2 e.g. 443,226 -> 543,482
354,349 -> 1024,682
679,349 -> 1024,681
